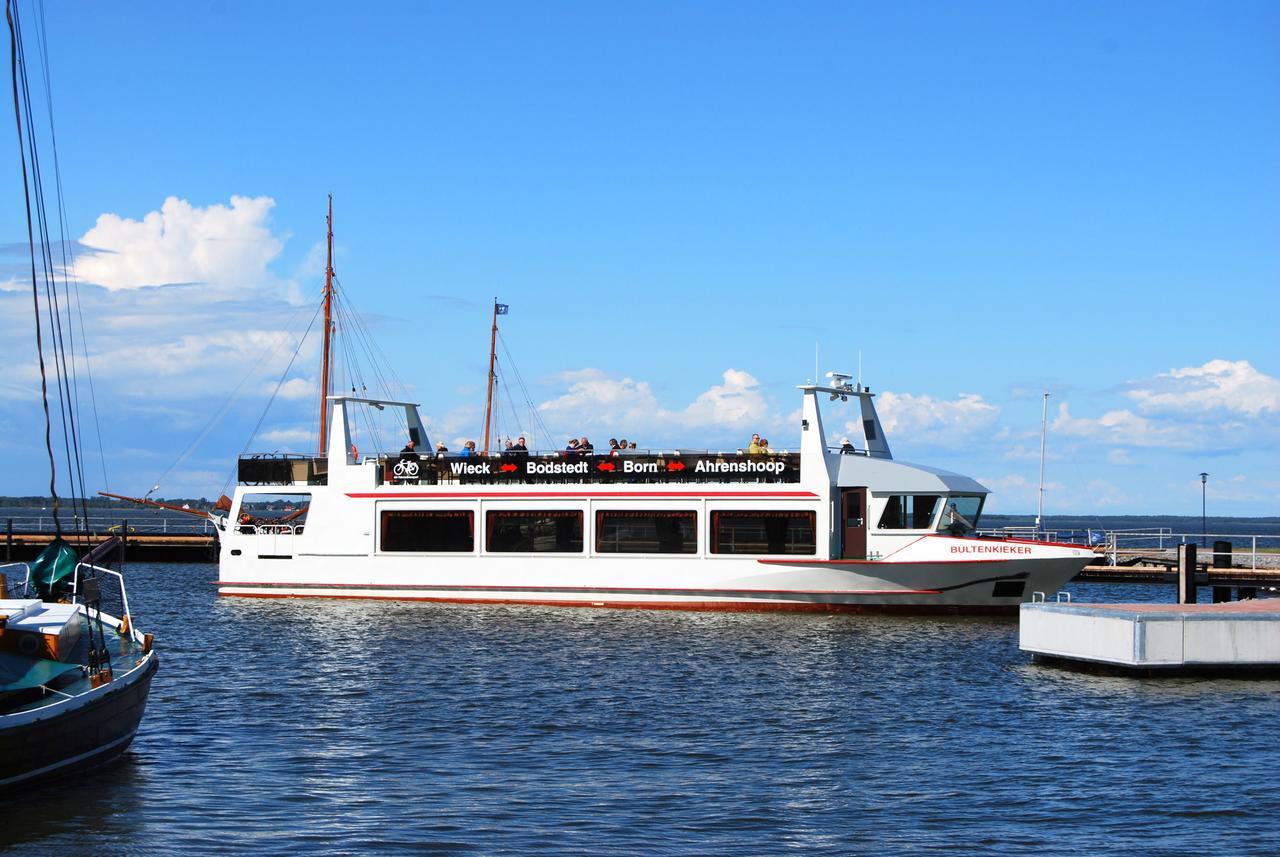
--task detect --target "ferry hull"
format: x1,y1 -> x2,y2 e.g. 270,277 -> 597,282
216,554 -> 1087,614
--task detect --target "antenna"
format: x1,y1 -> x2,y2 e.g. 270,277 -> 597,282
858,349 -> 862,386
1036,392 -> 1049,533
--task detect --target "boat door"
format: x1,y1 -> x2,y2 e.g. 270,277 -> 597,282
841,487 -> 867,559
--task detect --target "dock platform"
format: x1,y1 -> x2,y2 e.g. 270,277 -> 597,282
1020,598 -> 1280,676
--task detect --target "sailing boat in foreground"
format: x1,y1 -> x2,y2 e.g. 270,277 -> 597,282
0,0 -> 158,790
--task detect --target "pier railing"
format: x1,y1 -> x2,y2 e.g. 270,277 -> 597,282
3,515 -> 216,536
982,526 -> 1279,572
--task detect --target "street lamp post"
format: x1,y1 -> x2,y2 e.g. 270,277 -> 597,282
1199,472 -> 1209,548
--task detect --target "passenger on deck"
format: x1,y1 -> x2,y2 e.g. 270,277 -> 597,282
565,438 -> 580,459
579,436 -> 594,454
435,442 -> 449,458
609,438 -> 620,454
617,437 -> 629,454
840,437 -> 855,453
460,440 -> 476,457
400,440 -> 420,462
629,441 -> 637,450
511,436 -> 529,456
759,438 -> 772,454
747,433 -> 763,455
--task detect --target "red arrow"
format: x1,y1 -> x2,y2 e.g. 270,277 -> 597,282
667,461 -> 685,471
597,461 -> 616,472
499,463 -> 518,473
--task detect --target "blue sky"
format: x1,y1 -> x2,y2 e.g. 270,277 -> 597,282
1,0 -> 1277,515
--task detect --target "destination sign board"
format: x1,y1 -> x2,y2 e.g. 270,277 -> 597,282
384,452 -> 802,486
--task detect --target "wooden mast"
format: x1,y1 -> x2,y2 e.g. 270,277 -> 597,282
481,297 -> 499,455
318,195 -> 335,455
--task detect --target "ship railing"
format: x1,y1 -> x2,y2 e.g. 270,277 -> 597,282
236,523 -> 304,536
371,449 -> 803,487
0,561 -> 31,598
72,562 -> 143,645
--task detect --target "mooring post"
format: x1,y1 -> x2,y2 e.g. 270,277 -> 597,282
1207,539 -> 1233,602
1178,543 -> 1197,604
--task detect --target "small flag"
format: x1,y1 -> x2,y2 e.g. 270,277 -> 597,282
496,303 -> 509,315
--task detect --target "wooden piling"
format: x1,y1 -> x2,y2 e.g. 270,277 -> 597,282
1178,543 -> 1197,604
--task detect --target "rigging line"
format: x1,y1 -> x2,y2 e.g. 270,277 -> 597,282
333,286 -> 400,402
156,300 -> 316,496
220,306 -> 322,496
16,9 -> 84,528
34,0 -> 106,498
333,280 -> 408,400
496,330 -> 554,450
7,0 -> 60,536
31,1 -> 91,529
236,305 -> 324,459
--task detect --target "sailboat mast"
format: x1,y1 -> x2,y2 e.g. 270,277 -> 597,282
318,195 -> 335,455
481,297 -> 499,456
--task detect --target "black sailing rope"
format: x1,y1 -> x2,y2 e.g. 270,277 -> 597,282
7,0 -> 61,537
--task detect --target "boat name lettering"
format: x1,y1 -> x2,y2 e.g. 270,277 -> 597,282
450,461 -> 493,475
949,544 -> 1033,555
694,459 -> 787,475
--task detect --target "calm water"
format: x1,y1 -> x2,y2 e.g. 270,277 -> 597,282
3,564 -> 1279,855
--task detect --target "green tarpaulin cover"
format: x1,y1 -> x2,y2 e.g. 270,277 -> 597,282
0,650 -> 82,693
31,538 -> 78,601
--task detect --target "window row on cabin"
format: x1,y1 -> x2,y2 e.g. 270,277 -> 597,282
379,509 -> 817,555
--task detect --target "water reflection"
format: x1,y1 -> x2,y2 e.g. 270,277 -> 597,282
2,568 -> 1278,855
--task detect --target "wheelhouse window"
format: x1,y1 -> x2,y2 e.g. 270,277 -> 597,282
877,495 -> 941,530
596,510 -> 696,554
937,496 -> 984,535
711,511 -> 816,555
486,510 -> 583,553
237,493 -> 311,534
381,510 -> 474,552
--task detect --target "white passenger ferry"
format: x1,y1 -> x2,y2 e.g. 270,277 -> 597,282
214,373 -> 1092,613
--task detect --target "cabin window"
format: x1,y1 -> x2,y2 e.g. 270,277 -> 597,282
877,495 -> 941,530
937,496 -> 984,535
237,493 -> 310,534
486,510 -> 583,553
710,511 -> 816,555
596,510 -> 697,554
381,510 -> 474,552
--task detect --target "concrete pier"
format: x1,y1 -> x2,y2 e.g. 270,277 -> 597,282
1020,598 -> 1280,676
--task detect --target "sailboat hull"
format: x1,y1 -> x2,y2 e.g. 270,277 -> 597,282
0,652 -> 159,792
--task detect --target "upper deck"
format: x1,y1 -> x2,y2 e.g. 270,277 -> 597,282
237,449 -> 803,487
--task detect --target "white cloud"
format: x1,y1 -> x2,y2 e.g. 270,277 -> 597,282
1126,359 -> 1280,417
872,391 -> 999,447
1049,360 -> 1280,453
1106,448 -> 1134,465
679,368 -> 771,428
73,196 -> 285,295
536,368 -> 785,448
276,378 -> 315,400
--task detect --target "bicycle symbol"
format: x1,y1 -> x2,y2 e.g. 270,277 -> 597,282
393,459 -> 420,479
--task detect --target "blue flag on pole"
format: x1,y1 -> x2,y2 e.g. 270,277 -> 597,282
496,303 -> 509,315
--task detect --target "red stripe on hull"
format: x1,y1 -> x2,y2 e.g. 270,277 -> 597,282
216,581 -> 943,595
344,490 -> 819,499
217,591 -> 1016,615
